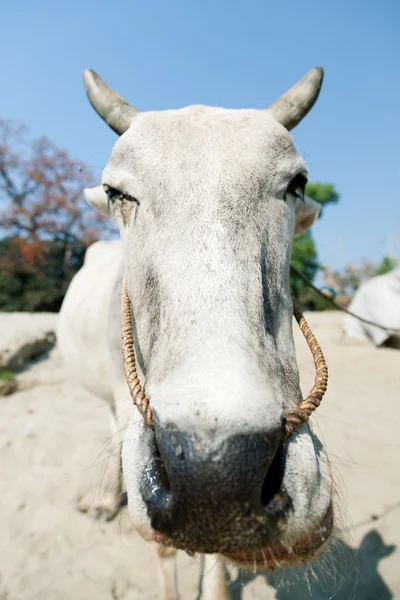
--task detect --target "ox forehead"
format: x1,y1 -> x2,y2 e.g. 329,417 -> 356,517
81,67 -> 333,565
104,105 -> 305,193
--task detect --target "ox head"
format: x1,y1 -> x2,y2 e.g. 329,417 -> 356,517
83,68 -> 333,568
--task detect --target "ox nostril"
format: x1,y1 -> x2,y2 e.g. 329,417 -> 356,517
141,432 -> 173,527
260,443 -> 291,515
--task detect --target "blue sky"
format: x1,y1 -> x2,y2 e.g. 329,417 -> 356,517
1,0 -> 399,271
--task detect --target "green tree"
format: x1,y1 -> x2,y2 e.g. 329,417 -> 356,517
0,236 -> 88,312
333,255 -> 397,296
374,255 -> 396,276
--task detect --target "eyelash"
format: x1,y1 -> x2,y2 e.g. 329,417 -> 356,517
105,187 -> 139,213
285,174 -> 307,202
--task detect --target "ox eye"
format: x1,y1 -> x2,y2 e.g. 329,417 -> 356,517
105,187 -> 138,210
284,173 -> 307,202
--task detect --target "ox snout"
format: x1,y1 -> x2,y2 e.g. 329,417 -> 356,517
140,422 -> 292,554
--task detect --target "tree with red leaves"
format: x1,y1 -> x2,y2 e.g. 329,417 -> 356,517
0,119 -> 113,311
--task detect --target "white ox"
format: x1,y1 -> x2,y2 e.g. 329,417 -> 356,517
57,67 -> 333,599
344,266 -> 400,348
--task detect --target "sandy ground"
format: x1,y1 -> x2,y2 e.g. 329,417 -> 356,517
0,311 -> 399,600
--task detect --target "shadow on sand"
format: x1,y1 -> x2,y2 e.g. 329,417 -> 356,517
227,529 -> 396,600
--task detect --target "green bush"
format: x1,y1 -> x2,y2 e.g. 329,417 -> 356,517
0,236 -> 87,312
0,369 -> 15,381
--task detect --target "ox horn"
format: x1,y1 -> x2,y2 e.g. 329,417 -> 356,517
83,69 -> 139,135
266,67 -> 324,131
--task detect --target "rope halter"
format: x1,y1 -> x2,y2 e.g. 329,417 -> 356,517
121,278 -> 328,438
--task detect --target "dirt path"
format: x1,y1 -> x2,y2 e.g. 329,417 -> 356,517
0,312 -> 399,599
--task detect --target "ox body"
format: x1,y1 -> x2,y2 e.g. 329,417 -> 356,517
57,67 -> 334,599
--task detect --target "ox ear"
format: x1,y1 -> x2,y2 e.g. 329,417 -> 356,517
294,196 -> 321,235
84,185 -> 109,217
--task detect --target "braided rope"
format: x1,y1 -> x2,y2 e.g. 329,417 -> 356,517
121,279 -> 328,437
284,293 -> 328,438
121,278 -> 152,424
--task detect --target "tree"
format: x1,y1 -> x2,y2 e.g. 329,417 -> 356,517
326,255 -> 397,297
0,237 -> 88,311
290,182 -> 340,308
0,119 -> 114,312
374,255 -> 396,276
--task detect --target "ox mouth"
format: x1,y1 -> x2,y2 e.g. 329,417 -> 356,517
222,503 -> 333,571
151,503 -> 333,571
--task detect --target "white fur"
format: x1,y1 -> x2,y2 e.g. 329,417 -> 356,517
59,101 -> 330,599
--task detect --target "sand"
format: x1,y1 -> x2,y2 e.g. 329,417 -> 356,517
0,311 -> 399,599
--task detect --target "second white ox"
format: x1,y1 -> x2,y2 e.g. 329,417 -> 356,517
58,66 -> 333,587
